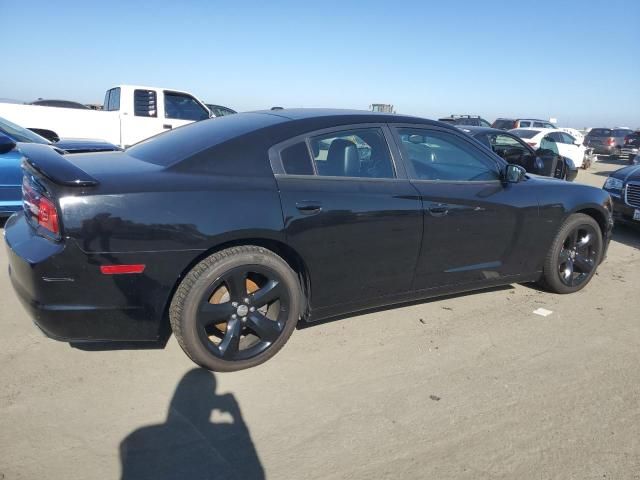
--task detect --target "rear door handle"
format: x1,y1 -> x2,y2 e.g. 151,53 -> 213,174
163,124 -> 173,129
427,203 -> 449,217
295,201 -> 322,215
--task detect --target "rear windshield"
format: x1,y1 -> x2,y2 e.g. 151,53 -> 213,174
127,113 -> 285,166
588,128 -> 612,136
492,119 -> 514,129
510,129 -> 538,139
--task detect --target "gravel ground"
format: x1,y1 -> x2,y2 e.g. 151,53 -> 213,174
1,157 -> 639,480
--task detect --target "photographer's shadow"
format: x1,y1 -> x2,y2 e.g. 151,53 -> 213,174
120,368 -> 264,480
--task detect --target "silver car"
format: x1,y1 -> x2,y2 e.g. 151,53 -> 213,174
585,127 -> 634,156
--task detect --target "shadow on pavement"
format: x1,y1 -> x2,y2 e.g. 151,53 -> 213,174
120,368 -> 265,480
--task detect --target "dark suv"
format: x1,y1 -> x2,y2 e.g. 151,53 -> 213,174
585,128 -> 634,157
492,118 -> 556,130
438,115 -> 491,127
620,131 -> 640,163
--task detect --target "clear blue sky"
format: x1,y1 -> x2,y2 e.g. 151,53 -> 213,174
1,0 -> 639,128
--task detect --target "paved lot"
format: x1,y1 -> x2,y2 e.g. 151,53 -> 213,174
1,159 -> 639,480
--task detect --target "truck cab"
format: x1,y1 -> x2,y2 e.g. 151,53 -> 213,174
103,85 -> 211,147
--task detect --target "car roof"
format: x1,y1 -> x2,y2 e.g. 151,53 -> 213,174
250,108 -> 437,124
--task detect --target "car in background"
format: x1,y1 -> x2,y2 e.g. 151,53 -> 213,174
0,116 -> 120,217
511,128 -> 594,169
206,104 -> 237,117
621,131 -> 640,163
460,126 -> 577,181
585,128 -> 634,157
29,99 -> 90,109
438,115 -> 491,127
492,118 -> 557,130
603,163 -> 640,226
558,127 -> 586,146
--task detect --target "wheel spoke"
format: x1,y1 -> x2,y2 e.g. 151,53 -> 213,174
250,279 -> 281,308
197,301 -> 235,328
560,258 -> 574,284
218,317 -> 242,358
568,229 -> 579,249
246,311 -> 282,343
224,270 -> 247,299
573,253 -> 594,273
559,249 -> 571,263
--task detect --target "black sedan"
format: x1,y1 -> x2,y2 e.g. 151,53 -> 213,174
603,164 -> 640,225
460,126 -> 578,181
5,110 -> 613,371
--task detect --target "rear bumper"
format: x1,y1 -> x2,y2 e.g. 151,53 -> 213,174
589,145 -> 616,155
4,212 -> 185,342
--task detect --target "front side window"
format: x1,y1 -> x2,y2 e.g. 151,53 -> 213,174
164,92 -> 209,121
397,128 -> 500,182
309,128 -> 395,178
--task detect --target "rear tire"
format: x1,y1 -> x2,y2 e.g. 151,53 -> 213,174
538,214 -> 602,294
170,246 -> 303,371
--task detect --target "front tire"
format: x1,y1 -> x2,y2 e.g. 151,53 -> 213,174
170,246 -> 303,371
538,214 -> 602,294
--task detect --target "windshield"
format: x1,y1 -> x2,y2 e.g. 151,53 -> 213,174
510,129 -> 539,139
0,116 -> 50,144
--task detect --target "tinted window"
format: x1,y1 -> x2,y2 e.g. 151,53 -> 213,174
164,92 -> 209,121
208,105 -> 237,117
492,119 -> 515,129
547,132 -> 564,142
398,128 -> 499,181
511,129 -> 539,139
309,128 -> 394,178
519,121 -> 532,127
280,142 -> 314,175
479,118 -> 491,127
134,90 -> 158,117
127,112 -> 285,166
613,129 -> 632,136
588,128 -> 612,136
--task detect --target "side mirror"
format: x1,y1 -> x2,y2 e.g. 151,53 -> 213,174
504,164 -> 526,183
0,132 -> 17,154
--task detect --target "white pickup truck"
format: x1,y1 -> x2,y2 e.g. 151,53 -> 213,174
0,85 -> 213,148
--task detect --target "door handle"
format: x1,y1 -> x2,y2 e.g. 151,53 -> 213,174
163,124 -> 173,129
427,203 -> 449,217
295,201 -> 322,215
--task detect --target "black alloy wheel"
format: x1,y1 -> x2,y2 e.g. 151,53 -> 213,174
539,213 -> 603,294
170,246 -> 302,371
557,224 -> 598,287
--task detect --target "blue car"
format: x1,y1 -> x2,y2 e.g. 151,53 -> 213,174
0,117 -> 120,217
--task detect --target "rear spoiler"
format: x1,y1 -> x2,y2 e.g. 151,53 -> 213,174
19,143 -> 99,186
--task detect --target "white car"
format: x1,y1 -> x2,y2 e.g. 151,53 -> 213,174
558,127 -> 585,146
510,128 -> 594,169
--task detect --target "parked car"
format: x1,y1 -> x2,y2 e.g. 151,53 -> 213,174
205,104 -> 237,117
585,128 -> 634,157
438,115 -> 491,127
511,128 -> 595,169
30,99 -> 90,110
460,126 -> 577,181
621,131 -> 640,163
558,127 -> 586,146
0,116 -> 120,217
5,110 -> 613,371
492,118 -> 557,130
603,164 -> 640,225
0,85 -> 213,148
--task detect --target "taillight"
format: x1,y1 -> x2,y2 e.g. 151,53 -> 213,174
22,177 -> 60,236
607,138 -> 615,146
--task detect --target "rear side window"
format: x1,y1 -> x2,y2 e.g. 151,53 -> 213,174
309,128 -> 395,179
104,87 -> 120,111
613,129 -> 632,136
164,92 -> 209,121
519,121 -> 532,127
281,142 -> 314,175
134,90 -> 158,117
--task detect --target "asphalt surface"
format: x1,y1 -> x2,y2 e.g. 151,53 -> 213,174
1,157 -> 639,480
